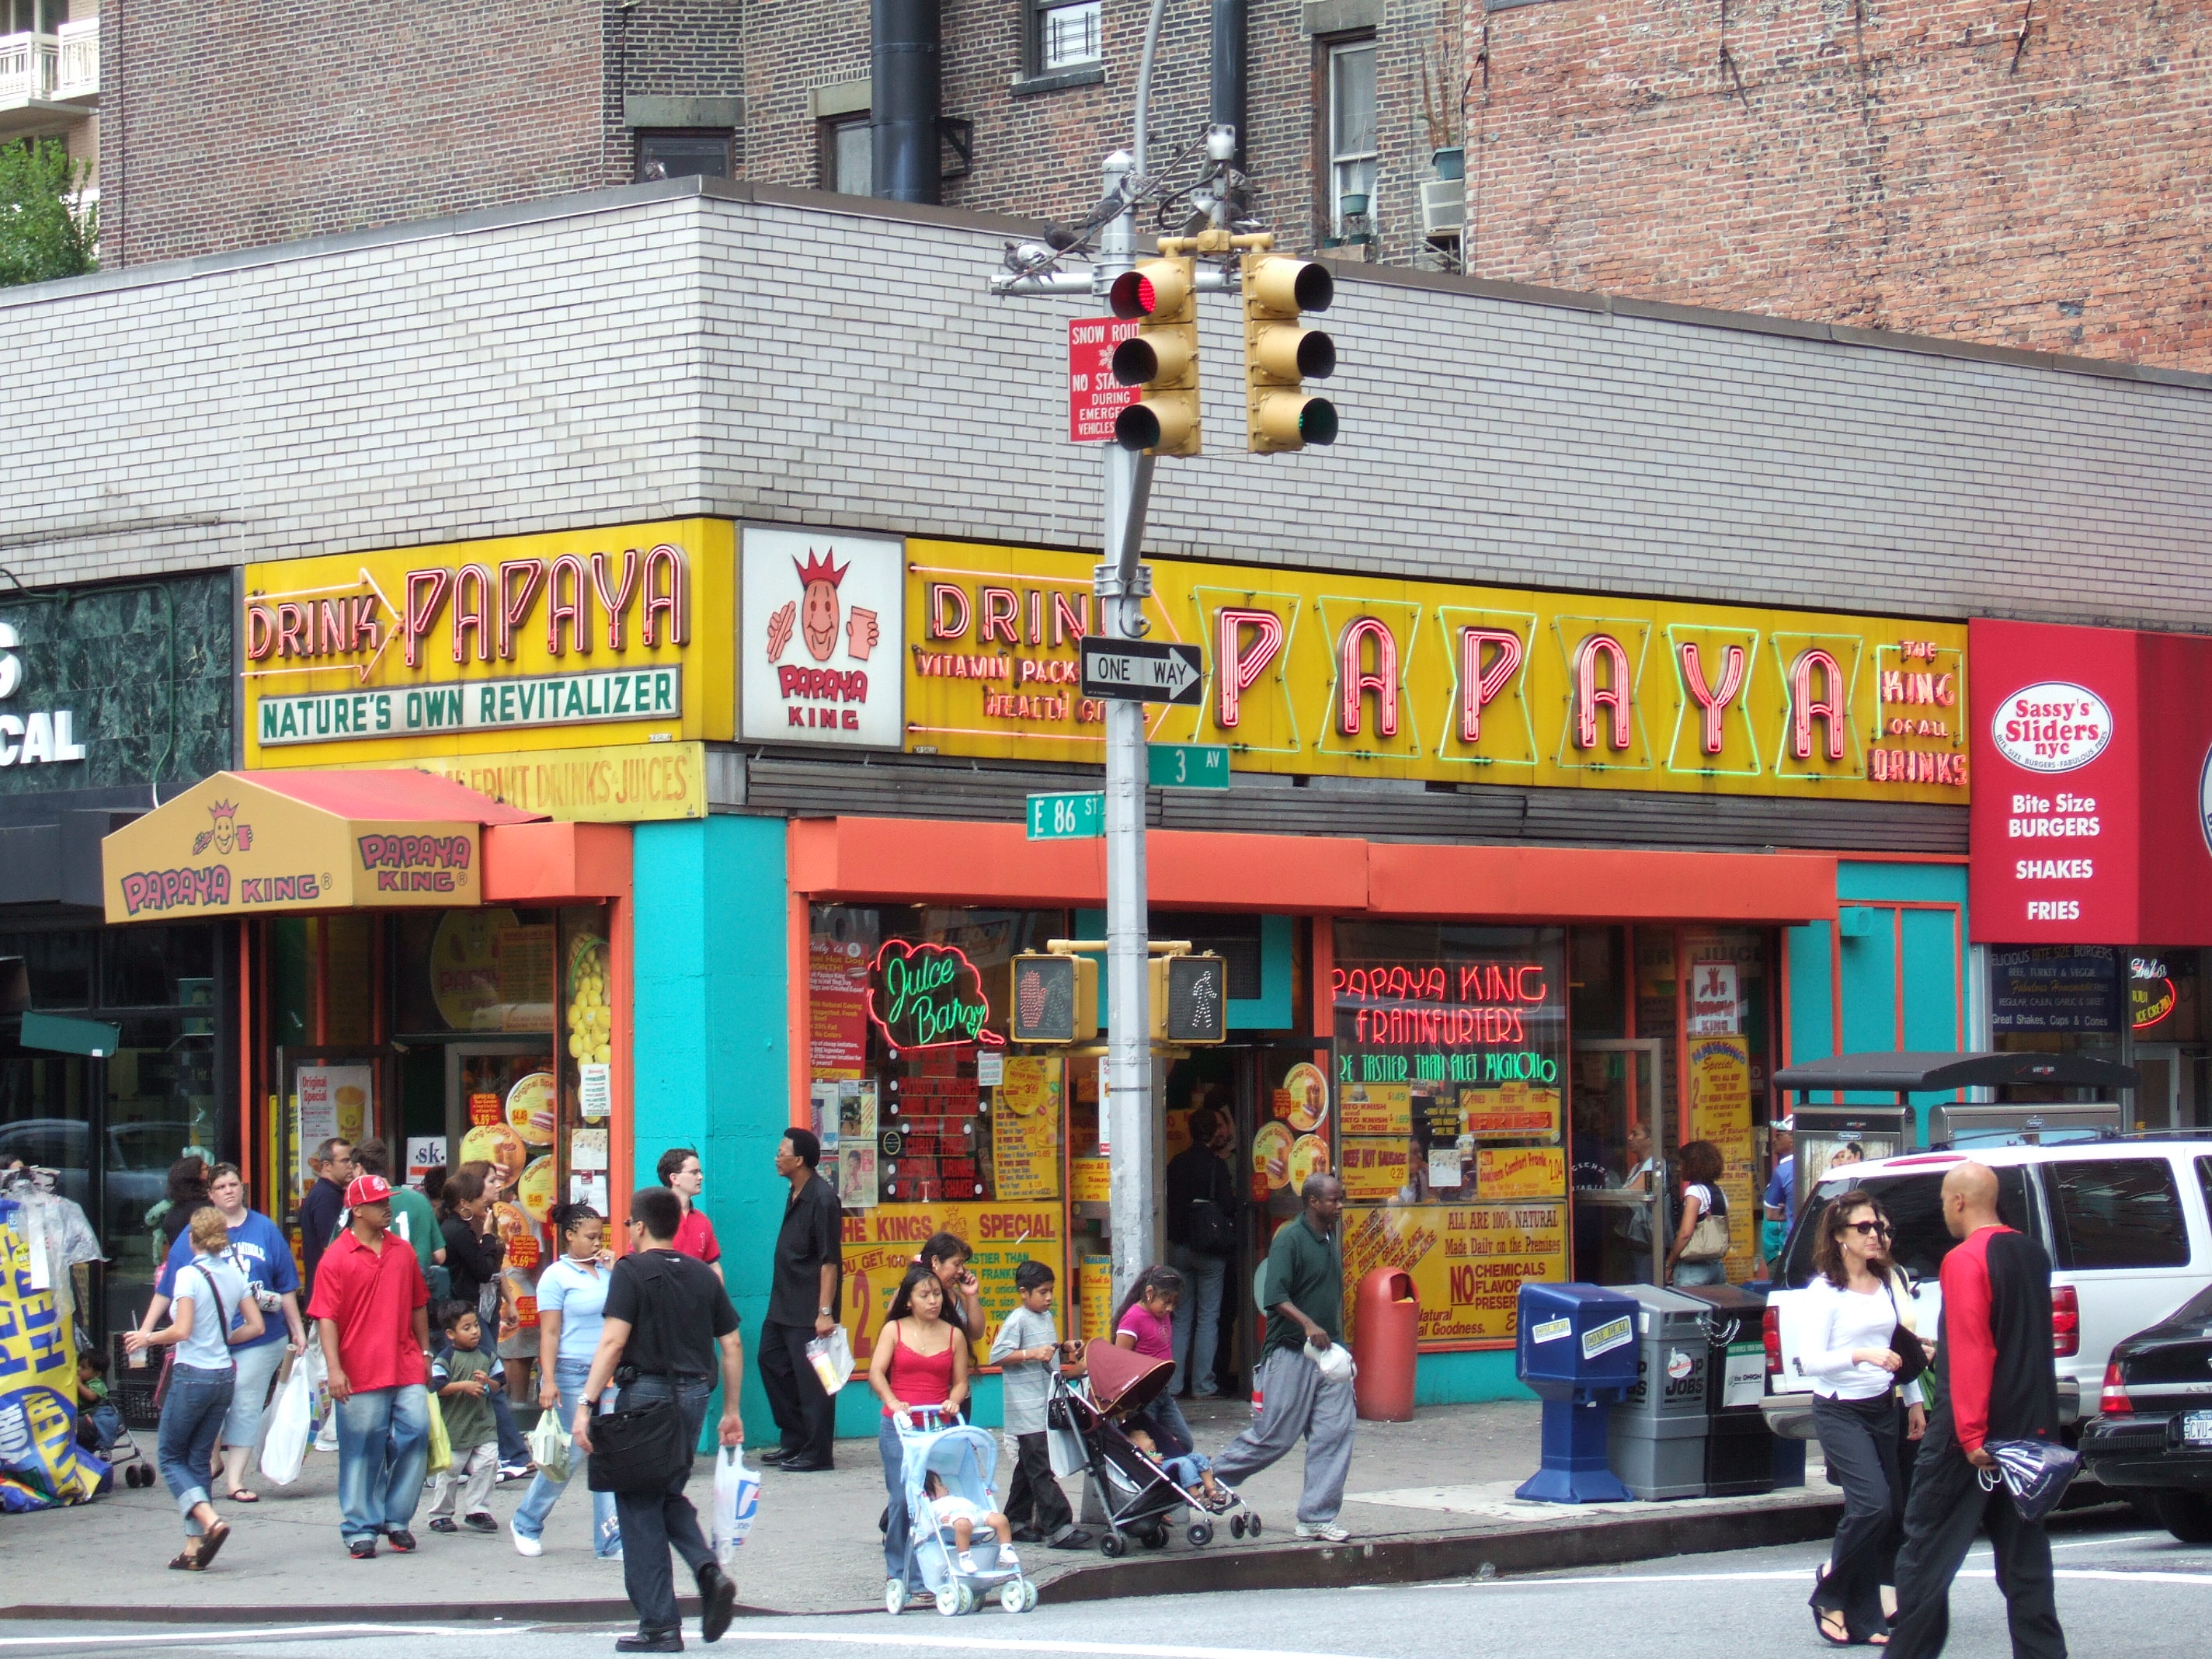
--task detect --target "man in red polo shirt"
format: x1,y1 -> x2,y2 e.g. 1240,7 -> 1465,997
308,1173 -> 433,1560
657,1146 -> 722,1281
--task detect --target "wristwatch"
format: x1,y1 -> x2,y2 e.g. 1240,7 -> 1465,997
818,1306 -> 832,1317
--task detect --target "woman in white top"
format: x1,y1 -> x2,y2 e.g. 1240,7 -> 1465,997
1799,1189 -> 1928,1646
509,1203 -> 621,1559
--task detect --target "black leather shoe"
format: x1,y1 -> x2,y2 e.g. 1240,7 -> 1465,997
615,1631 -> 683,1654
776,1458 -> 834,1473
756,1449 -> 796,1467
694,1560 -> 738,1643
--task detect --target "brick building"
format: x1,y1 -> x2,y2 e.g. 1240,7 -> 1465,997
1466,0 -> 2212,370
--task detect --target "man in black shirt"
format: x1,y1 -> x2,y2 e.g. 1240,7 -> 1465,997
1164,1104 -> 1236,1397
575,1187 -> 744,1653
758,1128 -> 843,1473
298,1137 -> 356,1298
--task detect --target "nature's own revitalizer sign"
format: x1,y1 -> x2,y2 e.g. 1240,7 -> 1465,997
256,667 -> 680,745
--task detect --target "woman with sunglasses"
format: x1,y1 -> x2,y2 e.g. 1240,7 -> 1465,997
1800,1190 -> 1929,1646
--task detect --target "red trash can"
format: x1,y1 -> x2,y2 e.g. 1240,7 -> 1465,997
1352,1267 -> 1418,1421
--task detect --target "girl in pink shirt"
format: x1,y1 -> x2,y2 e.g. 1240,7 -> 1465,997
1113,1264 -> 1192,1456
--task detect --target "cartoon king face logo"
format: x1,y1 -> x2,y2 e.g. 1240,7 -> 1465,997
190,800 -> 252,857
767,549 -> 878,666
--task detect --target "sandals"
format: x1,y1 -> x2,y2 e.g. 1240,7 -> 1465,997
168,1552 -> 201,1572
196,1522 -> 232,1570
1814,1608 -> 1852,1647
228,1488 -> 260,1504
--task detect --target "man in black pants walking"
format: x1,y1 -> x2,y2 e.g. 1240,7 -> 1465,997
574,1187 -> 744,1654
758,1128 -> 843,1472
1888,1161 -> 2066,1658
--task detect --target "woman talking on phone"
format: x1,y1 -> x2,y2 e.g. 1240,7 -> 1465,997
919,1233 -> 984,1343
1800,1189 -> 1928,1647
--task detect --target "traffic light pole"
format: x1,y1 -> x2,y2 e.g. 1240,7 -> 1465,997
1095,151 -> 1161,1307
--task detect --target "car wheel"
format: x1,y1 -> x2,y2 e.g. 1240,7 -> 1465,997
2148,1489 -> 2212,1544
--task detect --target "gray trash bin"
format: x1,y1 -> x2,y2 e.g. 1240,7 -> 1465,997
1605,1284 -> 1711,1500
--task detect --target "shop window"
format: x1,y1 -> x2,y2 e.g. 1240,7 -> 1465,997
1160,913 -> 1264,1001
635,129 -> 733,182
1569,926 -> 1626,1038
0,927 -> 94,1009
1322,36 -> 1378,238
2046,1158 -> 2190,1271
1988,944 -> 2126,1093
819,113 -> 873,196
1033,0 -> 1103,73
391,908 -> 557,1037
100,924 -> 214,1010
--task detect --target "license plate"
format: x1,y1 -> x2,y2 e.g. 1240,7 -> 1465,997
2184,1410 -> 2212,1448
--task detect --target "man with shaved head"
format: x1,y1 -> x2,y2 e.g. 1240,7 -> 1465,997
1887,1161 -> 2066,1657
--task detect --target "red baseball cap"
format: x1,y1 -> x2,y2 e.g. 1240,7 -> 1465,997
345,1173 -> 394,1209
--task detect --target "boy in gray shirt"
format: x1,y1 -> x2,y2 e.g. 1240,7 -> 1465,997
989,1261 -> 1090,1548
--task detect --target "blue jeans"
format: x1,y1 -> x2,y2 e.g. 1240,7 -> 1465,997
158,1364 -> 233,1533
512,1357 -> 621,1556
1168,1245 -> 1229,1396
879,1413 -> 920,1588
334,1383 -> 430,1543
222,1338 -> 287,1448
1674,1258 -> 1727,1287
614,1373 -> 715,1634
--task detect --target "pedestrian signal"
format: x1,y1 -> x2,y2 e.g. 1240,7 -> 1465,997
1151,953 -> 1228,1045
1004,953 -> 1098,1044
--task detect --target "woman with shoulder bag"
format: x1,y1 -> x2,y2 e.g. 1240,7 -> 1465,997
1666,1139 -> 1732,1287
1798,1190 -> 1929,1646
125,1205 -> 266,1570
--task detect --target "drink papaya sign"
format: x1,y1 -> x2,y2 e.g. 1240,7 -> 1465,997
903,539 -> 1970,802
240,521 -> 735,765
100,773 -> 485,922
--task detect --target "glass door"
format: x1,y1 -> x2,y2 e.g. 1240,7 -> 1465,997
1570,1038 -> 1667,1285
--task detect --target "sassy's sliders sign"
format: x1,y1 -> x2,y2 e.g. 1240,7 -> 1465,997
101,773 -> 486,923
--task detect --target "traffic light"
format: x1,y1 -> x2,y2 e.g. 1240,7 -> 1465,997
1003,953 -> 1098,1044
1108,256 -> 1201,456
1151,953 -> 1228,1045
1242,252 -> 1338,453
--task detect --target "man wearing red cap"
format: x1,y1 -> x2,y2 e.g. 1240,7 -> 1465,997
308,1173 -> 434,1559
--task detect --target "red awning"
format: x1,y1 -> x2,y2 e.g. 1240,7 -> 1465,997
249,768 -> 543,825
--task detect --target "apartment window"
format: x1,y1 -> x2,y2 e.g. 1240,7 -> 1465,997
1035,0 -> 1103,72
1325,37 -> 1378,235
819,114 -> 875,197
635,130 -> 733,183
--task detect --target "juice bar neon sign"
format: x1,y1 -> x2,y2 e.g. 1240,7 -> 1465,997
868,941 -> 1005,1050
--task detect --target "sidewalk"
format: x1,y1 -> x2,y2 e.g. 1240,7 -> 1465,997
1,1399 -> 1838,1622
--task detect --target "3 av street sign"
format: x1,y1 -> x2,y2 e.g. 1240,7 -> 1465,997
1080,638 -> 1205,706
1027,791 -> 1105,840
1148,743 -> 1230,789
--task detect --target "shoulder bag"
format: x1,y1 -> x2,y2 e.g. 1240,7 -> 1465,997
1682,1186 -> 1731,1263
1885,1278 -> 1929,1389
586,1257 -> 690,1493
1184,1157 -> 1238,1257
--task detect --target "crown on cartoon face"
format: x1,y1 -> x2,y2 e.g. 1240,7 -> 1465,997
794,550 -> 847,589
210,801 -> 238,821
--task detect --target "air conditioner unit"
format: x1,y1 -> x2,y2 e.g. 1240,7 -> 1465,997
1421,179 -> 1465,239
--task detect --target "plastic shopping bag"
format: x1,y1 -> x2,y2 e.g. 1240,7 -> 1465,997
257,1355 -> 315,1487
528,1404 -> 572,1486
711,1445 -> 760,1567
424,1391 -> 453,1477
805,1327 -> 854,1393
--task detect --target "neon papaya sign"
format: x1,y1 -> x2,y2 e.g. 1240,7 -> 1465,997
868,941 -> 1005,1050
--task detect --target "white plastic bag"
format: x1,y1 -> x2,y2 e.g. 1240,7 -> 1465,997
711,1445 -> 760,1567
258,1355 -> 315,1487
528,1406 -> 572,1485
805,1327 -> 854,1393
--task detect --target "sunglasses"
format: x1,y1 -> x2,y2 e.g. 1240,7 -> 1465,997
1845,1220 -> 1893,1236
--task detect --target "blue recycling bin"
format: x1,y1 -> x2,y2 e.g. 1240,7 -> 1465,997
1515,1282 -> 1640,1504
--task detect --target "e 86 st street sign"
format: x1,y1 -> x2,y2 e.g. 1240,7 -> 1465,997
1080,638 -> 1205,706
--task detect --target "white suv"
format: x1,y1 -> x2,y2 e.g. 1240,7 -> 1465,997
1761,1139 -> 2212,1453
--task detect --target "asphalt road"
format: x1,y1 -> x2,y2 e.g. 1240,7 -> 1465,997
3,1516 -> 2205,1659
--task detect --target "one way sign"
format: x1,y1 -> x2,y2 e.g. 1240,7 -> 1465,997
1080,638 -> 1205,707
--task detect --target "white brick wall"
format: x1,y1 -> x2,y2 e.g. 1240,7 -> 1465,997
5,180 -> 2210,630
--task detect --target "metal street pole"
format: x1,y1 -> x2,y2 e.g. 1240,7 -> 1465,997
1094,150 -> 1160,1305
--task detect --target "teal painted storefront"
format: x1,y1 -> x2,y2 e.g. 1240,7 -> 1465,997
630,817 -> 1967,1429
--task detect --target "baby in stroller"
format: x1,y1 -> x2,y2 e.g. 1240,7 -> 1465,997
1055,1341 -> 1260,1551
924,1470 -> 1020,1575
1125,1423 -> 1228,1511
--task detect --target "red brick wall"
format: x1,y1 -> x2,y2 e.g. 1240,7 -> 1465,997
1466,0 -> 2212,367
106,0 -> 603,266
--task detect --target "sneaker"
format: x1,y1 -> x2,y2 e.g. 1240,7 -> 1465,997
511,1521 -> 543,1557
957,1550 -> 977,1574
384,1529 -> 418,1553
464,1512 -> 499,1534
497,1462 -> 534,1484
1295,1520 -> 1350,1542
348,1536 -> 377,1560
428,1517 -> 459,1534
997,1548 -> 1020,1571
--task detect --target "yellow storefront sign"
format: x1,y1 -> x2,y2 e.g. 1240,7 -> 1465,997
1476,1145 -> 1567,1202
1341,1202 -> 1568,1347
242,520 -> 735,766
838,1202 -> 1063,1368
904,540 -> 1969,802
1687,1035 -> 1761,1282
385,741 -> 709,822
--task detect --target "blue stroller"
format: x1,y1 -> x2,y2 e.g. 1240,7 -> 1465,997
883,1410 -> 1038,1616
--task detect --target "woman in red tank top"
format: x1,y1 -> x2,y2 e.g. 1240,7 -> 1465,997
868,1263 -> 972,1602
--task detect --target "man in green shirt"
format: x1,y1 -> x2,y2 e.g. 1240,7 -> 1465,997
349,1140 -> 446,1291
1210,1173 -> 1357,1541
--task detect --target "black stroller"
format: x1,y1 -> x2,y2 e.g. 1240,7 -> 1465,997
1047,1341 -> 1261,1556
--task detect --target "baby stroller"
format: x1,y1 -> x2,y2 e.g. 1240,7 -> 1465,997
884,1409 -> 1038,1617
1048,1343 -> 1260,1556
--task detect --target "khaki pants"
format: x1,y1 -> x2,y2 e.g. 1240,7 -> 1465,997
429,1440 -> 499,1520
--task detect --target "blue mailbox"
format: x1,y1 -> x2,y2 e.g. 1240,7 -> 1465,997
1514,1282 -> 1639,1504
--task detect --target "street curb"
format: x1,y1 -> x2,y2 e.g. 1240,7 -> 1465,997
1037,1498 -> 1849,1602
0,1499 -> 1846,1626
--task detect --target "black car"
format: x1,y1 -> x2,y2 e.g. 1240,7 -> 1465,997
2078,1281 -> 2212,1542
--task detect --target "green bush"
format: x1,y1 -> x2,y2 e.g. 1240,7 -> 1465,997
0,137 -> 98,287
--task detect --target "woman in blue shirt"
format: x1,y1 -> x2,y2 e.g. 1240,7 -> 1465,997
510,1203 -> 621,1558
126,1205 -> 265,1569
142,1162 -> 305,1504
